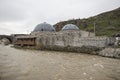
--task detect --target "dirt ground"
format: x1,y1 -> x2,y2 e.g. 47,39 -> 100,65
0,45 -> 120,80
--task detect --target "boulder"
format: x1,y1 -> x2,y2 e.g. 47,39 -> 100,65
1,38 -> 10,45
98,48 -> 120,59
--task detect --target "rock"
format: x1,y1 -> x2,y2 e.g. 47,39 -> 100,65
1,38 -> 10,45
98,48 -> 120,59
83,72 -> 87,75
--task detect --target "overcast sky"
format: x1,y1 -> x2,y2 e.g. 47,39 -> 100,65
0,0 -> 120,35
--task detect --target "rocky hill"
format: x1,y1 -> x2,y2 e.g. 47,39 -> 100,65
54,7 -> 120,36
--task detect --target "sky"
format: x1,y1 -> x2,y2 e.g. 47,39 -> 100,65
0,0 -> 120,35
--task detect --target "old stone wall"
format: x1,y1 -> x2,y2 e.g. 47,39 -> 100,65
14,30 -> 120,58
35,31 -> 111,51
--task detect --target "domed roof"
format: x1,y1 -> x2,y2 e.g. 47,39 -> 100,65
33,22 -> 55,32
62,24 -> 79,31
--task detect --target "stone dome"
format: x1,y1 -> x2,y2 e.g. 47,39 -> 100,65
62,24 -> 79,31
33,22 -> 55,32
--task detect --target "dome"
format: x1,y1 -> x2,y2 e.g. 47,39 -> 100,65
33,22 -> 55,32
62,24 -> 79,31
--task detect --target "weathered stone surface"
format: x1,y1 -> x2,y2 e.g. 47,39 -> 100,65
98,48 -> 120,59
1,38 -> 10,45
33,31 -> 109,48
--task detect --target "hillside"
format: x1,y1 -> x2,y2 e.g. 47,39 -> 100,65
54,7 -> 120,36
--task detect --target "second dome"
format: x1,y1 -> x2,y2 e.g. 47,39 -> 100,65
62,24 -> 79,31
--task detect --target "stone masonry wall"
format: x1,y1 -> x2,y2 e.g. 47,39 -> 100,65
15,30 -> 120,58
35,31 -> 110,52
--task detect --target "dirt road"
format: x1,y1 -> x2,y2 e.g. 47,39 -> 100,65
0,45 -> 120,80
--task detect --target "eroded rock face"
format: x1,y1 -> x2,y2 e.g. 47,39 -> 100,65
1,38 -> 10,45
98,48 -> 120,59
